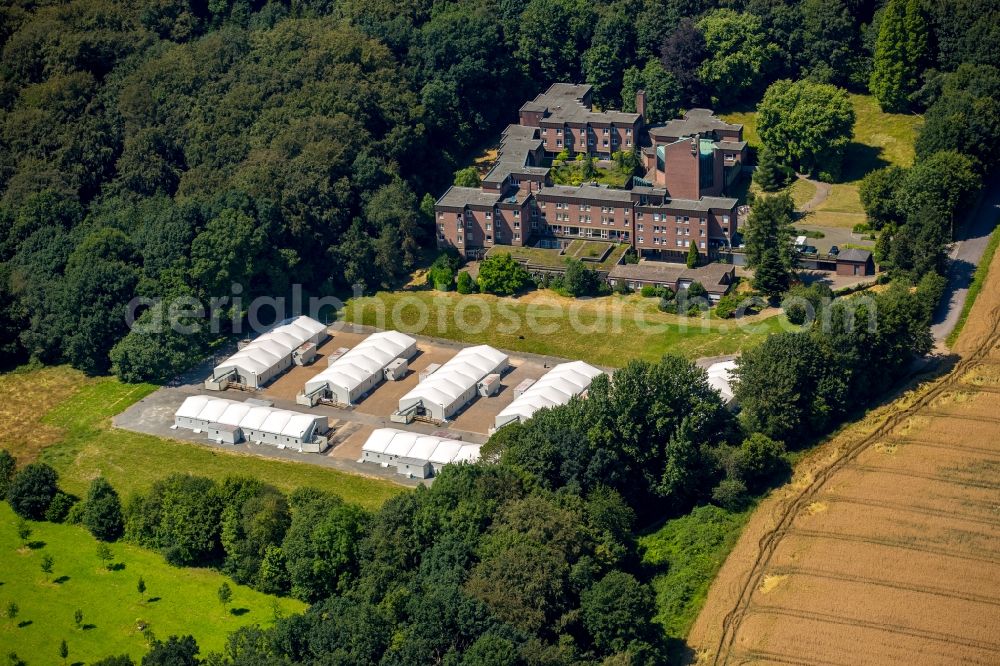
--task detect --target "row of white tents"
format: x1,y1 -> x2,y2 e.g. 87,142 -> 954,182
303,330 -> 417,405
360,428 -> 481,479
492,360 -> 604,431
209,316 -> 328,389
174,395 -> 329,452
397,345 -> 510,422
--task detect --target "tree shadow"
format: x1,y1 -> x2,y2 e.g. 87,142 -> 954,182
82,623 -> 97,631
54,575 -> 70,584
840,142 -> 889,182
146,597 -> 161,603
17,620 -> 32,628
229,607 -> 250,617
108,562 -> 126,572
27,540 -> 46,550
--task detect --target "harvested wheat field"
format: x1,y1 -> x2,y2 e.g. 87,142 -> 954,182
687,247 -> 1000,664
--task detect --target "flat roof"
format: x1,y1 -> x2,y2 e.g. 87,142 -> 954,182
523,82 -> 640,126
648,108 -> 741,138
436,186 -> 501,209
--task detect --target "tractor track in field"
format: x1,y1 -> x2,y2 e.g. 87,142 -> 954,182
708,298 -> 1000,665
820,494 -> 1000,528
766,566 -> 1000,607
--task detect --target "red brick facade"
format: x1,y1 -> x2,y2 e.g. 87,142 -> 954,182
435,84 -> 745,261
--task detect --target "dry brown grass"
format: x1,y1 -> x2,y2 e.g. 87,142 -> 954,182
0,366 -> 91,462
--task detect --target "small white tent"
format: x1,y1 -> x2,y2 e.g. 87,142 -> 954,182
398,345 -> 508,422
212,316 -> 327,389
706,359 -> 738,404
303,331 -> 416,404
493,361 -> 603,430
360,428 -> 481,478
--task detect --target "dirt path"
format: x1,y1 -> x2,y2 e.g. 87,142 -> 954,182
686,228 -> 1000,664
797,175 -> 831,212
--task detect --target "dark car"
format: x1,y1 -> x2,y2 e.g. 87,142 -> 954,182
800,245 -> 818,255
829,245 -> 840,255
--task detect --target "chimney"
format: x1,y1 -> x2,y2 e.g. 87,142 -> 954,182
635,89 -> 646,119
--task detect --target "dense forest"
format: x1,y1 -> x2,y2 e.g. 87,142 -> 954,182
0,0 -> 997,380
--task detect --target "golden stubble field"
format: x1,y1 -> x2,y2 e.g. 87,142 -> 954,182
688,247 -> 1000,664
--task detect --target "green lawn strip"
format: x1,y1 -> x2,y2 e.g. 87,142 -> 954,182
34,373 -> 403,507
343,291 -> 787,367
946,219 -> 1000,347
0,503 -> 306,662
787,178 -> 817,208
639,505 -> 752,640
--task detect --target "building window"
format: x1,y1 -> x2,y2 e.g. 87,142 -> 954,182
556,140 -> 563,147
700,229 -> 705,237
457,235 -> 464,244
638,237 -> 644,244
513,210 -> 520,218
637,224 -> 644,232
637,212 -> 644,219
626,128 -> 632,136
486,223 -> 492,231
514,221 -> 520,229
676,239 -> 682,247
485,212 -> 492,220
438,212 -> 444,219
438,223 -> 444,231
685,240 -> 690,247
603,140 -> 609,147
556,129 -> 563,136
701,217 -> 707,225
514,233 -> 521,240
723,215 -> 730,224
700,241 -> 706,249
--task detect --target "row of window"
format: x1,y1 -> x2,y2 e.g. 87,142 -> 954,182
635,238 -> 707,249
548,127 -> 634,136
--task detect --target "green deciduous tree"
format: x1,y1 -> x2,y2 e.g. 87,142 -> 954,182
581,571 -> 658,655
859,166 -> 906,229
453,167 -> 481,188
870,0 -> 928,111
7,462 -> 59,520
757,80 -> 855,179
697,10 -> 779,102
621,60 -> 681,124
476,253 -> 532,296
83,477 -> 124,542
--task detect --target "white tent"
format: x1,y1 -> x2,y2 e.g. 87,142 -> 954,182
493,361 -> 603,430
706,359 -> 738,404
398,345 -> 509,422
174,395 -> 328,450
303,331 -> 417,404
360,428 -> 481,478
212,316 -> 327,389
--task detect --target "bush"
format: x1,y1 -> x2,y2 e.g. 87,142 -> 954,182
65,501 -> 86,525
0,449 -> 15,497
477,253 -> 532,296
456,270 -> 476,294
45,492 -> 77,523
713,292 -> 742,319
686,281 -> 708,299
427,253 -> 458,291
640,285 -> 672,299
7,463 -> 59,520
563,258 -> 602,297
781,282 -> 833,326
711,478 -> 749,511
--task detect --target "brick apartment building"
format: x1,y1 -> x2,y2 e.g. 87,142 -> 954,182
435,83 -> 747,262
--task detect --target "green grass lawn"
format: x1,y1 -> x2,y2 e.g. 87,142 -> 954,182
342,290 -> 788,367
639,505 -> 751,640
549,160 -> 633,188
0,503 -> 306,663
723,94 -> 921,235
0,367 -> 404,508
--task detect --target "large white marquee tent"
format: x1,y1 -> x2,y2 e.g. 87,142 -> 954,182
211,316 -> 327,389
303,330 -> 417,405
398,345 -> 509,422
493,360 -> 603,430
174,395 -> 328,451
360,428 -> 481,478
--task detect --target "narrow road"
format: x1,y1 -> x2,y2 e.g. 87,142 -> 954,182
931,174 -> 1000,341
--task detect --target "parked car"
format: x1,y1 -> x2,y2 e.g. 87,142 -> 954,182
800,245 -> 818,256
829,245 -> 840,255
